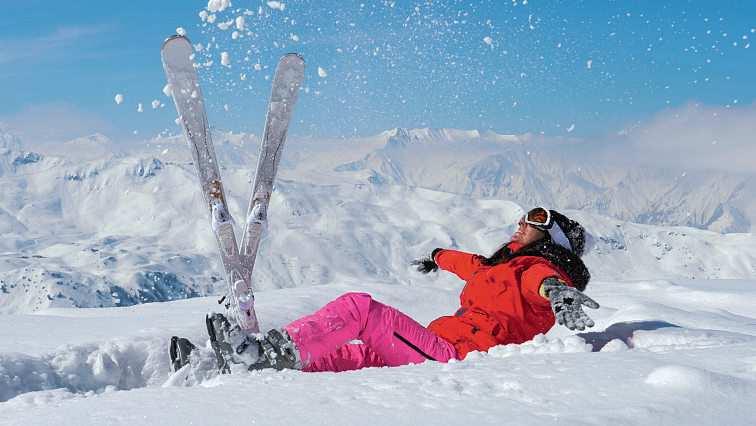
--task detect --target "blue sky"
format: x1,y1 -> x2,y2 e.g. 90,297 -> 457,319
0,0 -> 754,142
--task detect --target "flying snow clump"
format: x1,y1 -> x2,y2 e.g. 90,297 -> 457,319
483,36 -> 493,46
151,100 -> 161,109
267,1 -> 286,11
221,51 -> 231,67
114,94 -> 124,105
235,16 -> 245,31
317,66 -> 328,78
137,103 -> 143,113
207,0 -> 230,13
176,27 -> 186,36
162,84 -> 173,97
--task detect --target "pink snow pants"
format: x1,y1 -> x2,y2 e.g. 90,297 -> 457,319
283,292 -> 458,372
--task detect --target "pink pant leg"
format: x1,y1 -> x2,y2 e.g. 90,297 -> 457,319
303,343 -> 386,372
284,292 -> 458,372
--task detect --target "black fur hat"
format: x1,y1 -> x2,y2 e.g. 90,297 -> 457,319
548,210 -> 589,257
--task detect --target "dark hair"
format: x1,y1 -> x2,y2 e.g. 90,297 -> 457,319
480,233 -> 552,267
479,233 -> 590,290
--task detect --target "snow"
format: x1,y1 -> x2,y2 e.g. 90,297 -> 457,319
220,51 -> 231,67
235,15 -> 245,31
150,100 -> 161,109
136,103 -> 143,113
206,0 -> 230,13
483,36 -> 493,46
162,83 -> 172,97
0,127 -> 755,423
267,1 -> 285,11
217,20 -> 234,31
113,94 -> 123,105
176,27 -> 186,36
1,279 -> 756,424
645,364 -> 750,394
317,66 -> 328,77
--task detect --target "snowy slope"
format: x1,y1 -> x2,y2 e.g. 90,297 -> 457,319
1,278 -> 756,425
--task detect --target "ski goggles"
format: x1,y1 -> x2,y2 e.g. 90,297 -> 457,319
523,207 -> 553,230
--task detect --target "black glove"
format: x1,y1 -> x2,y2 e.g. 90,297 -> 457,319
412,248 -> 443,274
541,277 -> 600,331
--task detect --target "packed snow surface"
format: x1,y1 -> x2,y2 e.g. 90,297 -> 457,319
1,279 -> 756,425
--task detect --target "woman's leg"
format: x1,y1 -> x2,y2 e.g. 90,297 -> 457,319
303,343 -> 385,372
284,292 -> 458,371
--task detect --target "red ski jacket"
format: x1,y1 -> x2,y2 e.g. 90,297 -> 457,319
427,242 -> 574,359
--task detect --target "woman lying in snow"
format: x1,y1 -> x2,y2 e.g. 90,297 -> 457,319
170,207 -> 599,373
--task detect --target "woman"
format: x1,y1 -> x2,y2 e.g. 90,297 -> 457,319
171,208 -> 599,373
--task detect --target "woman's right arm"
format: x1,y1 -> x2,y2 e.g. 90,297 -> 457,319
434,249 -> 484,281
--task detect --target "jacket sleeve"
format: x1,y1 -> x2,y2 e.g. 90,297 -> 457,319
434,249 -> 484,281
520,261 -> 568,307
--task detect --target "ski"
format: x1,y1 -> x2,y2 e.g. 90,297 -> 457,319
161,34 -> 255,333
161,34 -> 304,338
239,53 -> 305,306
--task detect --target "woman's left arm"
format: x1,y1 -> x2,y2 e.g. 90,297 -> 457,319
521,262 -> 600,330
519,262 -> 564,307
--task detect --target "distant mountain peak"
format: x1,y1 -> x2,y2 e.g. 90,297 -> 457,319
382,127 -> 524,145
0,125 -> 23,153
64,133 -> 112,146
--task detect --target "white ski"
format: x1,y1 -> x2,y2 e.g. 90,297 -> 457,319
161,35 -> 304,334
240,53 -> 305,291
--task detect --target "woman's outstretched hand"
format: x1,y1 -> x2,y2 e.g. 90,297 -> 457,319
412,248 -> 443,274
541,277 -> 600,331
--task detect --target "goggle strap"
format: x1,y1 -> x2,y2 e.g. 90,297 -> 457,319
548,222 -> 572,252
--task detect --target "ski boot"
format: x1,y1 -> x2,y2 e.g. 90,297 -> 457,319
169,336 -> 197,372
248,328 -> 302,371
205,312 -> 253,373
205,312 -> 301,372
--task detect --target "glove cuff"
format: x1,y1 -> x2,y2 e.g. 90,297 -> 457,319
540,277 -> 565,298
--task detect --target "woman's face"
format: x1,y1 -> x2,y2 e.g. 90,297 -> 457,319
512,218 -> 547,245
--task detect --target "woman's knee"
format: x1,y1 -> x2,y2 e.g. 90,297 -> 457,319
332,292 -> 374,314
337,292 -> 372,304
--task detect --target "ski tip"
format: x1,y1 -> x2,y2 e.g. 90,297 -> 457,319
163,34 -> 192,48
282,52 -> 305,63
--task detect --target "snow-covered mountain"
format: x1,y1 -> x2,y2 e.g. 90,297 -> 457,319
331,127 -> 756,233
0,127 -> 755,314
